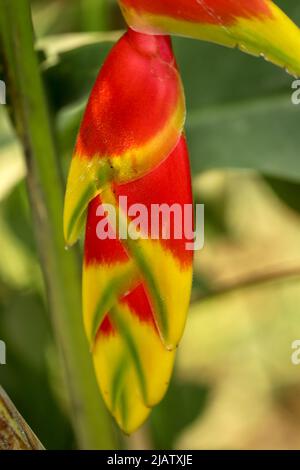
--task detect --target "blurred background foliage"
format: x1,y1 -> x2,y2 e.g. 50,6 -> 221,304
1,0 -> 300,449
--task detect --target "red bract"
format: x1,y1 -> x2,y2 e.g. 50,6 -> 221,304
120,0 -> 271,24
64,29 -> 185,246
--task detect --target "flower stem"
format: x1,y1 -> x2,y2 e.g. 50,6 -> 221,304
0,0 -> 117,449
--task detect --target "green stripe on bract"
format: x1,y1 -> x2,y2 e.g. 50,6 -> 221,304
124,237 -> 169,341
66,159 -> 114,245
91,266 -> 138,345
100,186 -> 170,344
111,305 -> 147,402
119,391 -> 129,433
111,357 -> 128,413
66,183 -> 95,244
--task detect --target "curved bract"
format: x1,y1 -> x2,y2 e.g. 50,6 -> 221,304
64,29 -> 185,246
119,0 -> 300,77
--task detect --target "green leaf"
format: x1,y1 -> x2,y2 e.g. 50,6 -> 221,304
186,95 -> 300,181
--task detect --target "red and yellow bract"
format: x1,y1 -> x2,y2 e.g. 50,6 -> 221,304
64,29 -> 185,247
64,29 -> 193,433
119,0 -> 300,76
120,0 -> 271,24
84,136 -> 193,433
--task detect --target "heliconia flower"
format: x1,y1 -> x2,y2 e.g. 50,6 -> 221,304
64,29 -> 193,433
118,0 -> 300,76
64,28 -> 185,247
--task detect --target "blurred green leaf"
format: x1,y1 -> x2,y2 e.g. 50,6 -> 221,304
32,0 -> 79,38
41,32 -> 120,110
0,109 -> 25,201
186,95 -> 300,181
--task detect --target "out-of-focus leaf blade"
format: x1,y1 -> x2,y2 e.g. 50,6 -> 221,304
187,95 -> 300,181
41,32 -> 121,110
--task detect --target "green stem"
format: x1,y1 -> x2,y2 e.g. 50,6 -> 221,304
0,0 -> 117,449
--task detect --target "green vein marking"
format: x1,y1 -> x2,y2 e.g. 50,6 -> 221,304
119,391 -> 128,433
91,267 -> 138,343
125,237 -> 169,338
100,186 -> 169,341
66,160 -> 114,244
111,357 -> 127,413
110,305 -> 147,403
66,183 -> 96,243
